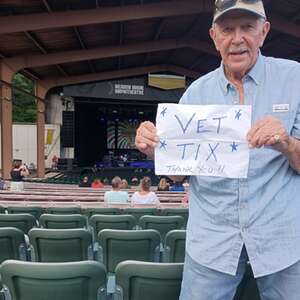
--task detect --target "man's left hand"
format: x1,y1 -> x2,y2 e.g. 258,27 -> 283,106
247,115 -> 289,149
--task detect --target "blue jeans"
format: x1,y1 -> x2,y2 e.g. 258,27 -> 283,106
180,247 -> 300,300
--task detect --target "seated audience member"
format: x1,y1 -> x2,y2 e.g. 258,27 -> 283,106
131,176 -> 139,186
104,176 -> 129,204
182,181 -> 189,204
10,161 -> 29,192
131,177 -> 159,205
182,179 -> 189,191
182,193 -> 189,204
0,178 -> 7,190
79,176 -> 91,187
51,155 -> 58,170
157,177 -> 169,191
169,181 -> 185,192
91,178 -> 104,189
120,178 -> 129,189
103,177 -> 109,185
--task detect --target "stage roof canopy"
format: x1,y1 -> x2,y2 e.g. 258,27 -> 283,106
1,0 -> 300,88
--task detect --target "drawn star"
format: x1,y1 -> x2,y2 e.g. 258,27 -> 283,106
235,110 -> 242,120
230,142 -> 238,152
159,140 -> 167,150
160,107 -> 167,117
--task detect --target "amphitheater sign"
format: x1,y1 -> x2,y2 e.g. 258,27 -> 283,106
155,103 -> 252,179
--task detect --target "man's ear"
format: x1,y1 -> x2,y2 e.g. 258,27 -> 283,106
209,27 -> 219,51
260,21 -> 270,47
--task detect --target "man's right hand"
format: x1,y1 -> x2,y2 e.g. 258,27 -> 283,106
135,121 -> 159,159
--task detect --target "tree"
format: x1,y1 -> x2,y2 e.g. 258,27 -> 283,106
12,73 -> 36,123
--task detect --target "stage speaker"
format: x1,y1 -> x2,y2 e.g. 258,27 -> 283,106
57,158 -> 73,171
61,111 -> 74,147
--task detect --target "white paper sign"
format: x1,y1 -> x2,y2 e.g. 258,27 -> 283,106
155,103 -> 252,178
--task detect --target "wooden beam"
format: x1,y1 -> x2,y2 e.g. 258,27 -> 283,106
143,19 -> 167,65
0,62 -> 14,179
4,38 -> 216,72
42,64 -> 200,88
268,13 -> 300,39
73,27 -> 96,73
23,31 -> 68,77
0,0 -> 207,34
0,79 -> 46,102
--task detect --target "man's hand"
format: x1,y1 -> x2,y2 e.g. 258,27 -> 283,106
247,115 -> 300,173
135,121 -> 159,159
247,116 -> 289,149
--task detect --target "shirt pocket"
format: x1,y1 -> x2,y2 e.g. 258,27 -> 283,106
269,111 -> 292,132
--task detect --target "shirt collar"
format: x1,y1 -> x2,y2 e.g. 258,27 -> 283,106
218,51 -> 264,95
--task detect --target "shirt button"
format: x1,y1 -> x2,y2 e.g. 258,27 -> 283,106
240,203 -> 246,209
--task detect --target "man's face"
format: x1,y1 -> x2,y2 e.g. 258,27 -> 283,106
210,11 -> 270,76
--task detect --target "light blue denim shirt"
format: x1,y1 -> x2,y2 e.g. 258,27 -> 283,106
104,191 -> 129,204
180,53 -> 300,277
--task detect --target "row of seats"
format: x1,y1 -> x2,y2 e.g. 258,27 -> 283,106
0,227 -> 186,265
0,259 -> 183,300
0,206 -> 189,225
0,225 -> 185,299
0,228 -> 260,300
0,213 -> 186,240
0,206 -> 260,299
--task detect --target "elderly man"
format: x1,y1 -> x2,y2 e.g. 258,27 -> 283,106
135,0 -> 300,299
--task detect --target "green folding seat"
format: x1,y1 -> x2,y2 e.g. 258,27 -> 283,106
98,229 -> 160,273
0,207 -> 5,214
0,214 -> 36,234
0,227 -> 27,263
114,260 -> 183,300
123,208 -> 157,221
90,215 -> 136,238
29,228 -> 93,262
46,206 -> 82,215
39,214 -> 87,229
138,215 -> 184,241
7,206 -> 43,219
0,227 -> 28,300
98,229 -> 160,294
0,260 -> 107,300
162,208 -> 189,228
163,230 -> 186,263
84,207 -> 120,218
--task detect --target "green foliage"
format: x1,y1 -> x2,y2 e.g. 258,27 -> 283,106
12,73 -> 36,123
